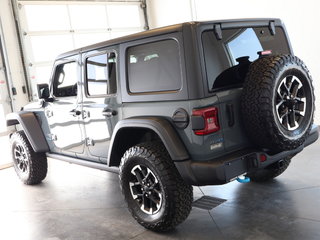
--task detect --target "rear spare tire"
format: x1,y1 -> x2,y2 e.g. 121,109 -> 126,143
241,55 -> 315,151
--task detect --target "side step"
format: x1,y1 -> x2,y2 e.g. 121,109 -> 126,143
46,153 -> 119,173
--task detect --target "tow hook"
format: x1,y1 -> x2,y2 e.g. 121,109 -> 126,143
236,175 -> 250,183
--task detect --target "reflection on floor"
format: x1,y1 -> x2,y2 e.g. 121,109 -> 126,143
0,140 -> 319,240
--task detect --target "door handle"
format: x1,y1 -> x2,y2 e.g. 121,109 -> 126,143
102,108 -> 117,117
69,109 -> 81,117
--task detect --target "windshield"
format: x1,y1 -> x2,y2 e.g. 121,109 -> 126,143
202,26 -> 291,90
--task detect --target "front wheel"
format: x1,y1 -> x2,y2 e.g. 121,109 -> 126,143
119,142 -> 193,232
11,131 -> 48,185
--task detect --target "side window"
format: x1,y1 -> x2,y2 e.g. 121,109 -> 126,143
53,61 -> 78,97
86,52 -> 117,96
127,39 -> 182,94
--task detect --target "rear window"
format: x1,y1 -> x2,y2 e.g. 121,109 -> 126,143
127,39 -> 182,94
202,27 -> 290,90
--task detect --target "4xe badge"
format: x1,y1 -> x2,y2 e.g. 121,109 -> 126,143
210,138 -> 224,150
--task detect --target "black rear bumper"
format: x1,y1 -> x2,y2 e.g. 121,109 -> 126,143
175,125 -> 319,186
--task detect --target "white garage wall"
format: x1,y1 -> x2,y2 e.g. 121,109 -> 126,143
17,1 -> 145,99
147,0 -> 320,124
0,0 -> 30,112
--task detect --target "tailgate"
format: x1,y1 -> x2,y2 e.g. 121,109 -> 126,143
216,88 -> 251,152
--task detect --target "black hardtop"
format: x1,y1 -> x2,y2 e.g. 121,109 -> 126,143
56,18 -> 282,59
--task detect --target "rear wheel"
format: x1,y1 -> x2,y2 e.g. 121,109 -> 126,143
119,142 -> 193,232
246,157 -> 292,182
11,131 -> 48,185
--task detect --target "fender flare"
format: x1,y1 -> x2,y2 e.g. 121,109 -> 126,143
108,117 -> 190,163
6,111 -> 49,152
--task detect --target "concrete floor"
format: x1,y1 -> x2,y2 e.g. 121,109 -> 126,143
0,135 -> 11,166
0,140 -> 319,240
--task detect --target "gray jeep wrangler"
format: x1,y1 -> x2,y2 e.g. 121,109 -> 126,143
7,18 -> 319,231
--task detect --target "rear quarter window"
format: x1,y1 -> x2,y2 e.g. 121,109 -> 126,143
127,39 -> 182,94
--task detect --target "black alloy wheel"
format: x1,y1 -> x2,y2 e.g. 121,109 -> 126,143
13,143 -> 30,177
275,75 -> 306,131
129,164 -> 163,215
119,142 -> 193,232
10,131 -> 48,185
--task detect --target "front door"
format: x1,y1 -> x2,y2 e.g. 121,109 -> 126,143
81,50 -> 118,162
45,56 -> 84,156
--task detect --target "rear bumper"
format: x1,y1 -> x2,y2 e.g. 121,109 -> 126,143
175,124 -> 319,186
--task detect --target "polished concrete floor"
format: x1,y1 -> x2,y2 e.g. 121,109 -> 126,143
0,135 -> 11,166
0,139 -> 319,240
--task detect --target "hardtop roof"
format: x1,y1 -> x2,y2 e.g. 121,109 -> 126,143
56,18 -> 282,59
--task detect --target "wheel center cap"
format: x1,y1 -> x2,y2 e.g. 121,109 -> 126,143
286,99 -> 296,108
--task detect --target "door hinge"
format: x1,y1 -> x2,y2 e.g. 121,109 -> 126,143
46,110 -> 53,118
214,23 -> 222,40
48,134 -> 57,141
269,20 -> 276,35
85,138 -> 94,146
82,110 -> 90,119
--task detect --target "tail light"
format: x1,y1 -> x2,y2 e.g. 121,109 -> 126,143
192,107 -> 220,135
259,154 -> 267,162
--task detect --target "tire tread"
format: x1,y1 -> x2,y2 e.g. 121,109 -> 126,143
119,141 -> 193,232
11,131 -> 47,185
241,55 -> 315,151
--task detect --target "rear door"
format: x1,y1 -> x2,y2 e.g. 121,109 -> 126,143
201,24 -> 291,152
81,49 -> 119,162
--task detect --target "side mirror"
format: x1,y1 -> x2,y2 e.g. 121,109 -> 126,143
37,83 -> 50,99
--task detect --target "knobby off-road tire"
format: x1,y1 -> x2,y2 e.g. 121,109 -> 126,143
119,142 -> 193,232
247,156 -> 292,182
242,55 -> 315,151
11,131 -> 48,185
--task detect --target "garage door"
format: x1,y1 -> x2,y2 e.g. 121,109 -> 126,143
17,1 -> 146,99
0,47 -> 12,135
